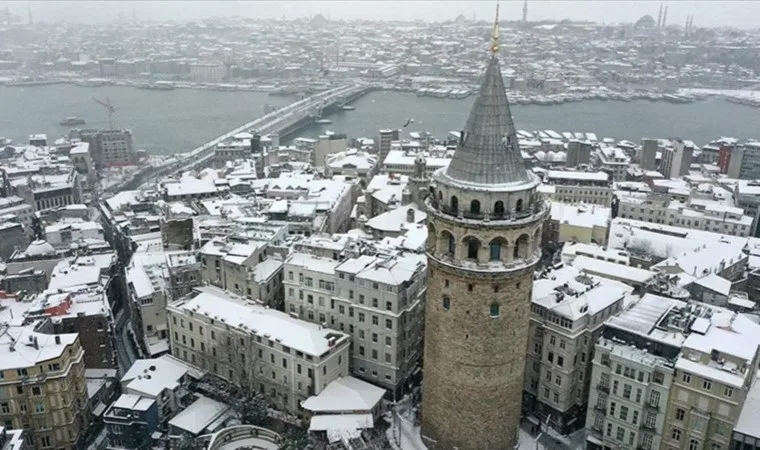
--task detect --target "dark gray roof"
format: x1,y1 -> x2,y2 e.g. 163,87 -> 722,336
443,55 -> 531,187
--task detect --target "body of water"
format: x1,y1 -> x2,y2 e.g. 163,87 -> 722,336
3,85 -> 760,155
0,85 -> 293,154
301,90 -> 760,147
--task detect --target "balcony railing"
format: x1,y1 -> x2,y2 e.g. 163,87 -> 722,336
644,402 -> 659,411
205,425 -> 281,450
596,383 -> 610,393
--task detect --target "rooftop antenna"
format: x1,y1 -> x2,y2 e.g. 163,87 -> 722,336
491,1 -> 500,55
523,0 -> 528,22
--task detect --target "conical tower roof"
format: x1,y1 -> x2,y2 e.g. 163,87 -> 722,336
441,55 -> 532,188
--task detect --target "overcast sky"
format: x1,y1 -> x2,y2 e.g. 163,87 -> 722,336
4,1 -> 759,29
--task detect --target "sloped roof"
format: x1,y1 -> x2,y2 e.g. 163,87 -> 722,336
440,55 -> 532,188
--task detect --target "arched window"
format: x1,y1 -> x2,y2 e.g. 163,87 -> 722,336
442,296 -> 451,311
494,201 -> 505,217
516,198 -> 523,213
447,233 -> 456,256
451,196 -> 459,212
465,237 -> 479,260
490,303 -> 500,318
489,240 -> 502,261
438,190 -> 443,201
470,199 -> 480,215
514,234 -> 530,259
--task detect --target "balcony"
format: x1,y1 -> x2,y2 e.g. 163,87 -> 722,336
640,423 -> 657,432
594,404 -> 607,413
644,402 -> 659,411
596,383 -> 610,393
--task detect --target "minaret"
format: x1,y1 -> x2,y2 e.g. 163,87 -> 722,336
657,3 -> 663,28
27,6 -> 32,25
522,0 -> 528,22
663,5 -> 668,28
420,3 -> 548,450
684,15 -> 690,37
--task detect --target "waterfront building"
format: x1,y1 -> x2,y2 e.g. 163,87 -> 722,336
421,15 -> 549,450
593,145 -> 630,182
659,141 -> 693,179
312,133 -> 347,169
566,139 -> 593,167
377,129 -> 400,167
73,129 -> 137,169
167,286 -> 350,415
640,138 -> 658,171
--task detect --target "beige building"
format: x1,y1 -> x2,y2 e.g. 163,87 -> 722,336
544,170 -> 613,207
0,325 -> 88,450
617,193 -> 753,237
524,265 -> 631,434
199,237 -> 266,293
584,294 -> 760,450
283,250 -> 426,396
545,203 -> 611,246
167,286 -> 350,415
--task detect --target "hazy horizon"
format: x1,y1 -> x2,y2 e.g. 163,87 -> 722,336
3,1 -> 760,29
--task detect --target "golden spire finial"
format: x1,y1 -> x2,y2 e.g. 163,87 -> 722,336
491,1 -> 500,54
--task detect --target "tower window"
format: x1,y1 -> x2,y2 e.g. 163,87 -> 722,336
470,199 -> 480,215
516,198 -> 524,213
465,237 -> 479,260
450,196 -> 459,213
490,303 -> 500,318
494,201 -> 505,217
447,233 -> 455,256
489,240 -> 502,261
442,296 -> 450,311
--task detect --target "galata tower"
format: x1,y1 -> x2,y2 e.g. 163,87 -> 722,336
420,5 -> 549,449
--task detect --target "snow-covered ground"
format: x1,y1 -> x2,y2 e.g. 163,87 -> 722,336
386,396 -> 585,450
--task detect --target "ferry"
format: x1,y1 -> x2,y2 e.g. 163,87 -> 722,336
138,81 -> 175,91
341,105 -> 355,111
315,119 -> 332,124
59,116 -> 86,126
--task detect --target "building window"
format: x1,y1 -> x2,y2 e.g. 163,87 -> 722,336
447,234 -> 456,255
516,198 -> 524,213
724,387 -> 733,398
682,372 -> 691,383
689,439 -> 700,450
703,379 -> 712,390
489,303 -> 500,318
442,296 -> 450,310
489,240 -> 501,261
675,408 -> 685,421
451,196 -> 458,212
672,428 -> 681,442
494,200 -> 505,217
470,199 -> 480,215
466,237 -> 479,260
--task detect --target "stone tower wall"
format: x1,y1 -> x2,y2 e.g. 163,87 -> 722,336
421,205 -> 547,450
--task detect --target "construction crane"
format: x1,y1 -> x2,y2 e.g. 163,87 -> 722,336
93,98 -> 116,130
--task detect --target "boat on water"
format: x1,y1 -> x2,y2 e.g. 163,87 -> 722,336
138,82 -> 175,91
315,119 -> 332,124
59,116 -> 86,126
341,105 -> 355,111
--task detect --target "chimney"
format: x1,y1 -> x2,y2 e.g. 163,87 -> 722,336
406,208 -> 415,223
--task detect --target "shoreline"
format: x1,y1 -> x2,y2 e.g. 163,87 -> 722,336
4,79 -> 759,108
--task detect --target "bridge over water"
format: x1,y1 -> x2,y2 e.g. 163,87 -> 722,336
106,83 -> 374,193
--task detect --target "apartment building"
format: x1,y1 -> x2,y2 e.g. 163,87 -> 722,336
167,286 -> 350,415
0,325 -> 89,450
283,250 -> 427,396
585,293 -> 760,450
593,145 -> 630,182
545,203 -> 611,247
523,265 -> 632,434
664,308 -> 760,450
199,237 -> 266,292
617,194 -> 753,237
544,170 -> 612,207
586,294 -> 680,450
